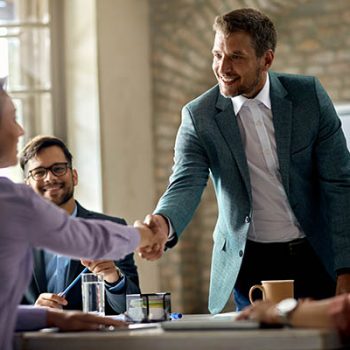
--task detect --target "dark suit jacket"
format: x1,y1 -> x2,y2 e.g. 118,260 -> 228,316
22,201 -> 140,314
156,72 -> 350,313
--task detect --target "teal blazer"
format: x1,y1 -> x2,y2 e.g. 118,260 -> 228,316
155,72 -> 350,314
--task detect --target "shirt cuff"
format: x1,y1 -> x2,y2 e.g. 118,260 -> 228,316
166,216 -> 176,241
105,275 -> 126,293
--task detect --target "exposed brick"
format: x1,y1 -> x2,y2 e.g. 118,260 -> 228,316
150,0 -> 350,314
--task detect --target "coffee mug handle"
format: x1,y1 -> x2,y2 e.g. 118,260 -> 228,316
248,284 -> 265,304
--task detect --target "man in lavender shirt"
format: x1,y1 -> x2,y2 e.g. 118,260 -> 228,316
0,78 -> 158,350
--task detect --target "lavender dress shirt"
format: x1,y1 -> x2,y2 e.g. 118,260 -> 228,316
0,177 -> 140,350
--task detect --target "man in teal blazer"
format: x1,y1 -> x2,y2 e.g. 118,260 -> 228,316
141,8 -> 350,313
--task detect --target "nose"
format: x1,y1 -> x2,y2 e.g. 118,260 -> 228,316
17,122 -> 24,137
44,168 -> 58,181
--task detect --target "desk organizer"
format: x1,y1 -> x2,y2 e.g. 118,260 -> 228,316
126,292 -> 171,322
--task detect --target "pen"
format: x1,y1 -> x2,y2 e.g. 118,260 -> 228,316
59,267 -> 89,296
170,312 -> 182,320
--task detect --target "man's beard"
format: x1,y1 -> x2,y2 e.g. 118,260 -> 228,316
219,67 -> 263,98
56,191 -> 74,207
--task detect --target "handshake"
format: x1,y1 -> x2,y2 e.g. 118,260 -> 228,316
133,214 -> 169,261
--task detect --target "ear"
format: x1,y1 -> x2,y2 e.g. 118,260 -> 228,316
72,168 -> 78,187
262,49 -> 274,70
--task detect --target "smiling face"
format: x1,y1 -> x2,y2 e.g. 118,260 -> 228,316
0,93 -> 24,168
25,145 -> 78,212
212,31 -> 274,98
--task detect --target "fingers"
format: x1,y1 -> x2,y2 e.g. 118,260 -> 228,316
138,244 -> 164,261
81,260 -> 120,283
236,300 -> 278,324
68,313 -> 127,330
47,309 -> 128,331
134,214 -> 170,261
83,260 -> 114,272
35,293 -> 67,309
143,214 -> 169,235
80,259 -> 92,267
144,214 -> 152,225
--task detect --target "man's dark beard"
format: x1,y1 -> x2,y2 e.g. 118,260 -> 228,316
57,191 -> 74,207
220,66 -> 263,98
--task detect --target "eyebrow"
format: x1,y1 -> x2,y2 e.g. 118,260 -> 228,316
211,49 -> 245,56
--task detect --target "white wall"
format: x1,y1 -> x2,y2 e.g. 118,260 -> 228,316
63,0 -> 159,292
63,0 -> 102,212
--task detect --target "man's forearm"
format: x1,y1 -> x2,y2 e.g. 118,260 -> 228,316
289,299 -> 333,329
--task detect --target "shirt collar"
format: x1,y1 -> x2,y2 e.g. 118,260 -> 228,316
231,73 -> 271,115
71,203 -> 78,217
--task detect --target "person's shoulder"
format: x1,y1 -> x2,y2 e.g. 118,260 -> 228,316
0,177 -> 34,199
184,84 -> 220,114
76,203 -> 127,225
271,71 -> 316,87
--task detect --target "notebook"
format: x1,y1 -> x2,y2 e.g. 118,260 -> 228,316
161,313 -> 259,330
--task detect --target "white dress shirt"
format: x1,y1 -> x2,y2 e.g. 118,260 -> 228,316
231,75 -> 305,242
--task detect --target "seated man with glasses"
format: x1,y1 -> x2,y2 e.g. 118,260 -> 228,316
19,135 -> 141,314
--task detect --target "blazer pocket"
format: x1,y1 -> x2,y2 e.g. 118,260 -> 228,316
213,232 -> 226,252
291,143 -> 313,157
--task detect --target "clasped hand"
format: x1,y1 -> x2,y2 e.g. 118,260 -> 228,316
133,214 -> 169,261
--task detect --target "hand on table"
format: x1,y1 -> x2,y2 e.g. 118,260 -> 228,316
135,214 -> 168,261
35,293 -> 68,309
46,309 -> 127,331
81,259 -> 121,284
237,300 -> 280,324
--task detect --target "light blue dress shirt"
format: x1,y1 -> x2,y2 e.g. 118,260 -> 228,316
45,204 -> 125,294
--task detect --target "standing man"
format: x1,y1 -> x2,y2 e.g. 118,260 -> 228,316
141,8 -> 350,313
20,135 -> 140,314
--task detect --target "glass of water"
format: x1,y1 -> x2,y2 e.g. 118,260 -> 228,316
81,273 -> 105,316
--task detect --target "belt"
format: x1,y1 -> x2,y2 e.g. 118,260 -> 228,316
246,238 -> 309,256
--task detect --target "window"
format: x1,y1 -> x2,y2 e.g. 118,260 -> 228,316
0,0 -> 52,181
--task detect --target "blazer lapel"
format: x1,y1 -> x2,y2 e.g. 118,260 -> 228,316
214,94 -> 252,201
270,73 -> 293,196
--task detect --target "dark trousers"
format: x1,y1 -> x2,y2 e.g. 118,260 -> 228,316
234,238 -> 335,310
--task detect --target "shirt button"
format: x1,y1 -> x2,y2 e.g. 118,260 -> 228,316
239,250 -> 244,257
244,216 -> 251,223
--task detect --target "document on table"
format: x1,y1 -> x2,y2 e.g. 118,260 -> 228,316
161,313 -> 259,330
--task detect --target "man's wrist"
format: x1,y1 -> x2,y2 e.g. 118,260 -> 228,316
275,298 -> 299,326
105,267 -> 124,286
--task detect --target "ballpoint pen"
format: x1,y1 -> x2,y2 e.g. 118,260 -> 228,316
59,267 -> 89,296
170,312 -> 183,320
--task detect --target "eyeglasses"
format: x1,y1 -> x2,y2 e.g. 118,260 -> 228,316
27,162 -> 72,181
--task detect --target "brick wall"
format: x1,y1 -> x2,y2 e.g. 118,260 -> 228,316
149,0 -> 350,313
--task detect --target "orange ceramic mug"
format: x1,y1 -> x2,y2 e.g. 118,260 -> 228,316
249,280 -> 294,304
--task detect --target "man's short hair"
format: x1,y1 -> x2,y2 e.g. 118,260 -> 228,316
213,8 -> 277,57
20,135 -> 73,172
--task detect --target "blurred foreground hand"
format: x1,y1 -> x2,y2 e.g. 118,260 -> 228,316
46,309 -> 127,331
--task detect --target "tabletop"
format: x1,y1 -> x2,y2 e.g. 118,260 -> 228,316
14,314 -> 346,350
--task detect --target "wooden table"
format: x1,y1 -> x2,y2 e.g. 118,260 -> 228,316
14,326 -> 344,350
